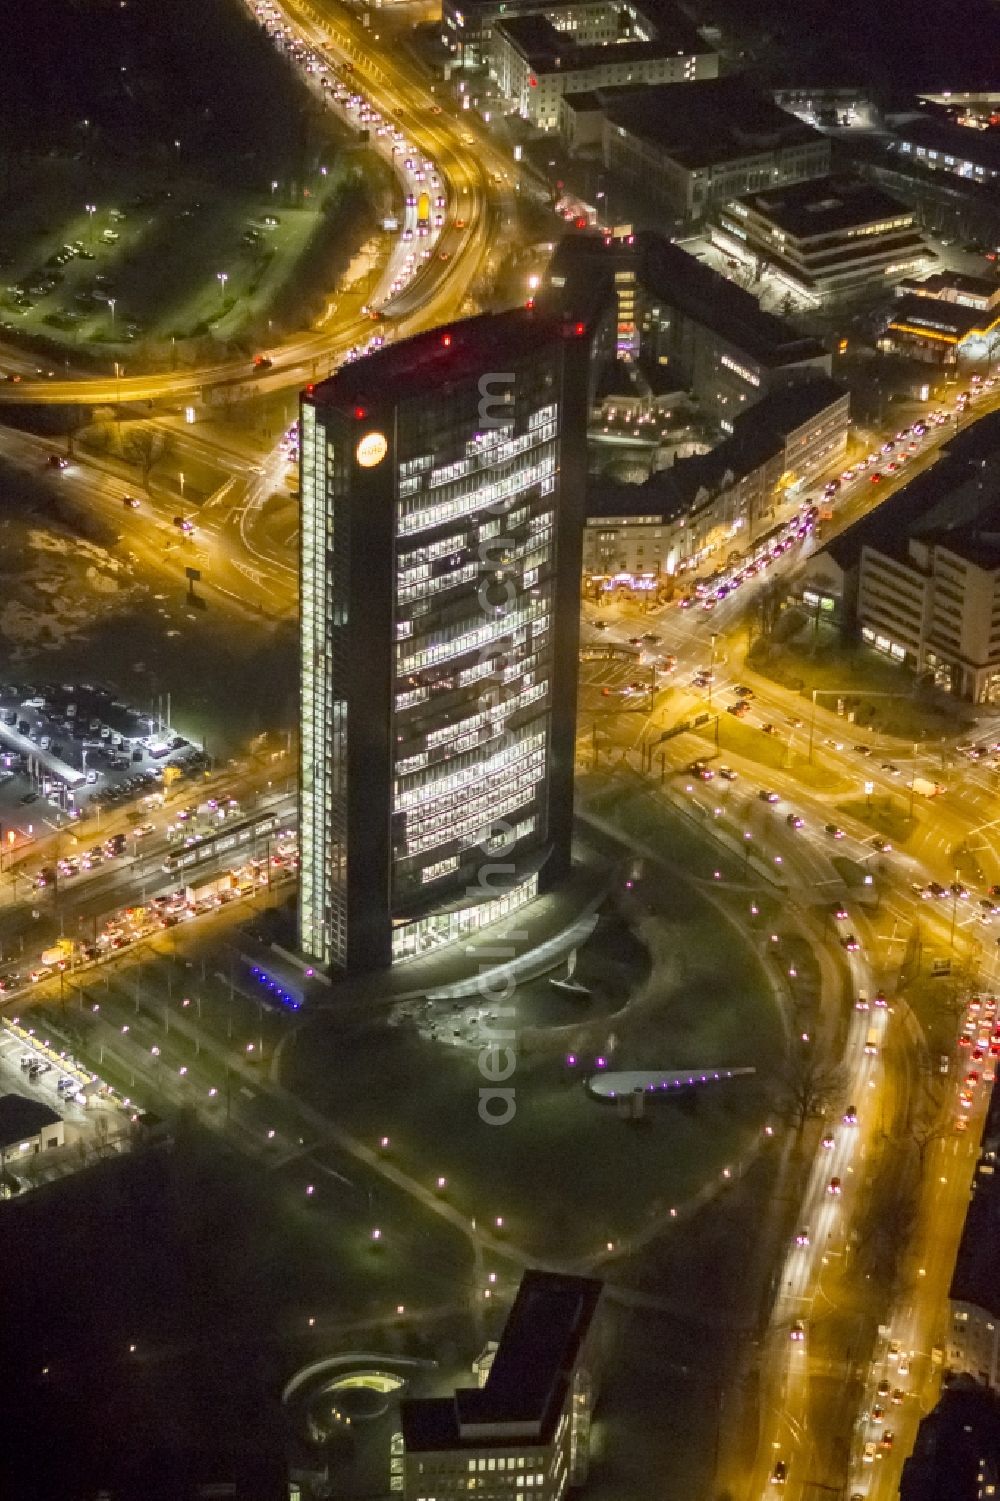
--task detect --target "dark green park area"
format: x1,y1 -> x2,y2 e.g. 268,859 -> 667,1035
0,0 -> 378,365
0,1111 -> 474,1497
283,835 -> 786,1265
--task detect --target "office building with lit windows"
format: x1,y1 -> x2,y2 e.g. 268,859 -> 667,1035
542,230 -> 830,427
807,411 -> 1000,704
560,76 -> 831,225
443,0 -> 654,69
488,3 -> 717,130
713,175 -> 932,303
298,309 -> 589,973
401,1271 -> 604,1501
891,114 -> 1000,190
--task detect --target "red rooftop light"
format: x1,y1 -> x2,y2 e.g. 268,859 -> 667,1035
306,383 -> 315,395
529,75 -> 538,87
525,298 -> 535,310
353,405 -> 366,419
441,333 -> 452,347
574,322 -> 585,336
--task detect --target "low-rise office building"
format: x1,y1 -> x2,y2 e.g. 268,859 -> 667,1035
401,1272 -> 604,1501
898,270 -> 1000,312
583,377 -> 848,581
880,270 -> 1000,365
442,0 -> 636,70
900,1382 -> 1000,1501
543,230 -> 831,426
858,519 -> 1000,702
714,175 -> 932,303
811,410 -> 1000,703
0,1094 -> 66,1166
880,297 -> 1000,366
891,115 -> 1000,190
560,76 -> 830,224
948,1082 -> 1000,1391
489,6 -> 716,130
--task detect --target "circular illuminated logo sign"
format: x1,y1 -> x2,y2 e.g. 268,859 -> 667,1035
356,431 -> 388,468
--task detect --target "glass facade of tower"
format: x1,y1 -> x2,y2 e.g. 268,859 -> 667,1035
391,375 -> 558,902
299,399 -> 349,967
299,312 -> 586,972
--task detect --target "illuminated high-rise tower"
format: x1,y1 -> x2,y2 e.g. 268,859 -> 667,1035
299,308 -> 589,971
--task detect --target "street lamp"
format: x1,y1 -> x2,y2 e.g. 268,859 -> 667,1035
108,297 -> 116,331
217,271 -> 228,302
950,869 -> 961,949
85,202 -> 96,247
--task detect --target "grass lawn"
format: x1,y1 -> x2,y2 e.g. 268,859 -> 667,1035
283,867 -> 784,1263
31,959 -> 473,1324
686,715 -> 852,792
584,780 -> 750,883
749,621 -> 975,741
835,794 -> 919,847
0,1115 -> 473,1498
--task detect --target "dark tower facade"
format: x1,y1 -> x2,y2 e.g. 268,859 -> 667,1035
298,308 -> 589,971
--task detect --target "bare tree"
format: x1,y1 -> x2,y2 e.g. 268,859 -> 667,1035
852,1149 -> 918,1293
123,426 -> 171,493
906,1079 -> 950,1178
92,1111 -> 115,1158
774,1046 -> 847,1133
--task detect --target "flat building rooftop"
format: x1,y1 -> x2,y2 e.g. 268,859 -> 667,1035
306,307 -> 583,418
735,175 -> 914,240
401,1271 -> 602,1451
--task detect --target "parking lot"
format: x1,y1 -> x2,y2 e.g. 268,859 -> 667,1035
0,177 -> 330,357
0,678 -> 207,838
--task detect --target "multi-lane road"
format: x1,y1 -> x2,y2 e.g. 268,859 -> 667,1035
577,384 -> 1000,1498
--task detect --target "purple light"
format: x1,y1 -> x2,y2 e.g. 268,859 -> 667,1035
566,1053 -> 577,1067
596,1056 -> 607,1069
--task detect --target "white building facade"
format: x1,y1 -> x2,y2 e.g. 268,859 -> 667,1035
858,535 -> 1000,702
